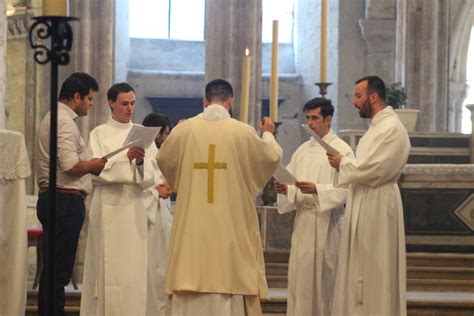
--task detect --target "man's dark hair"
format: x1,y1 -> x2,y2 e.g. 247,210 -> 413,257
142,113 -> 171,135
355,75 -> 386,101
303,97 -> 334,119
205,79 -> 233,103
58,72 -> 99,101
107,82 -> 135,102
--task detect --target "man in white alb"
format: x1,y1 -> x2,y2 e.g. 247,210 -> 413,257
327,75 -> 410,316
81,83 -> 159,315
274,97 -> 353,316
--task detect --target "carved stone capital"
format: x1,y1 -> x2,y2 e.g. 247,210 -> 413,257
7,12 -> 32,39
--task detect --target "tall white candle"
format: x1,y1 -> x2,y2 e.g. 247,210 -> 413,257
43,0 -> 69,16
270,20 -> 279,122
320,0 -> 327,82
240,48 -> 251,124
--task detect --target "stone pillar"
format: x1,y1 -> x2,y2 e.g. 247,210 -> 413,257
447,1 -> 474,132
467,104 -> 474,163
359,0 -> 396,84
448,81 -> 467,132
396,0 -> 450,132
60,0 -> 115,139
6,10 -> 38,194
114,0 -> 129,83
0,1 -> 5,129
205,0 -> 262,126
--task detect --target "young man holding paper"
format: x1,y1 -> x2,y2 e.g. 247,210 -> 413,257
81,83 -> 160,315
274,97 -> 353,316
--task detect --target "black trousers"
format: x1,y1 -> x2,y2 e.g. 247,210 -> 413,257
36,192 -> 85,316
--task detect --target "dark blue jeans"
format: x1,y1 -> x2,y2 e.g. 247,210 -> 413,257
36,192 -> 85,316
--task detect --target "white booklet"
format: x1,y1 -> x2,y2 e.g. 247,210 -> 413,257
301,124 -> 339,155
122,125 -> 161,148
102,139 -> 141,159
273,163 -> 298,185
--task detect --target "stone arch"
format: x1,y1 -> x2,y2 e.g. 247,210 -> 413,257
448,0 -> 474,132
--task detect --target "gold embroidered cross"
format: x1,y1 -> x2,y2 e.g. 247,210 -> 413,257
193,144 -> 227,204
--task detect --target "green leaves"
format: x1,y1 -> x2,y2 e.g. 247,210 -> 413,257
386,82 -> 407,109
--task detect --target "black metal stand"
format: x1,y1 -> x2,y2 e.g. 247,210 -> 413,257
314,82 -> 332,98
29,16 -> 78,315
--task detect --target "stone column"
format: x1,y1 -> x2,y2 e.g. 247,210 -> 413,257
6,10 -> 38,194
0,1 -> 5,129
60,0 -> 115,139
396,0 -> 450,132
448,81 -> 467,132
467,104 -> 474,163
447,1 -> 474,132
359,0 -> 396,84
205,0 -> 262,126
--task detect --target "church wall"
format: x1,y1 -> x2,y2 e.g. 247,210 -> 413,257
127,70 -> 205,125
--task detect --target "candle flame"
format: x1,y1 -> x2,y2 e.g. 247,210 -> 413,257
6,5 -> 16,16
245,48 -> 249,56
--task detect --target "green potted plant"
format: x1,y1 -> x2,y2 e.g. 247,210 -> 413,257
386,82 -> 407,109
386,82 -> 419,132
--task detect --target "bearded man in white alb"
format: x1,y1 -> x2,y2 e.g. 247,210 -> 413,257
274,97 -> 353,316
327,75 -> 410,316
157,79 -> 282,316
81,83 -> 159,315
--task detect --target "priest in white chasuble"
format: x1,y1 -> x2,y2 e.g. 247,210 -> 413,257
81,83 -> 159,316
157,79 -> 282,316
275,97 -> 353,316
327,76 -> 410,316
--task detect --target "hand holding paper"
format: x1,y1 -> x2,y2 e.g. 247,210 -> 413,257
273,163 -> 298,185
102,139 -> 141,159
123,125 -> 161,148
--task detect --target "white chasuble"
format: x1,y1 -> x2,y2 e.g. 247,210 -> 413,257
277,130 -> 353,316
331,107 -> 410,316
157,104 -> 281,315
81,119 -> 158,316
0,130 -> 30,316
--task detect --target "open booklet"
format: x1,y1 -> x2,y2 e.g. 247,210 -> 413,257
102,125 -> 161,159
273,163 -> 299,185
301,124 -> 339,155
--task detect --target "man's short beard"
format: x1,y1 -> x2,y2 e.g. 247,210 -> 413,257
359,100 -> 372,118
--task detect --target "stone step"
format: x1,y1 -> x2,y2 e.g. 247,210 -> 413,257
265,252 -> 474,268
265,262 -> 288,275
407,252 -> 474,267
262,289 -> 474,316
26,284 -> 81,316
266,275 -> 288,288
408,279 -> 474,292
408,266 -> 474,280
24,287 -> 474,316
264,250 -> 289,264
